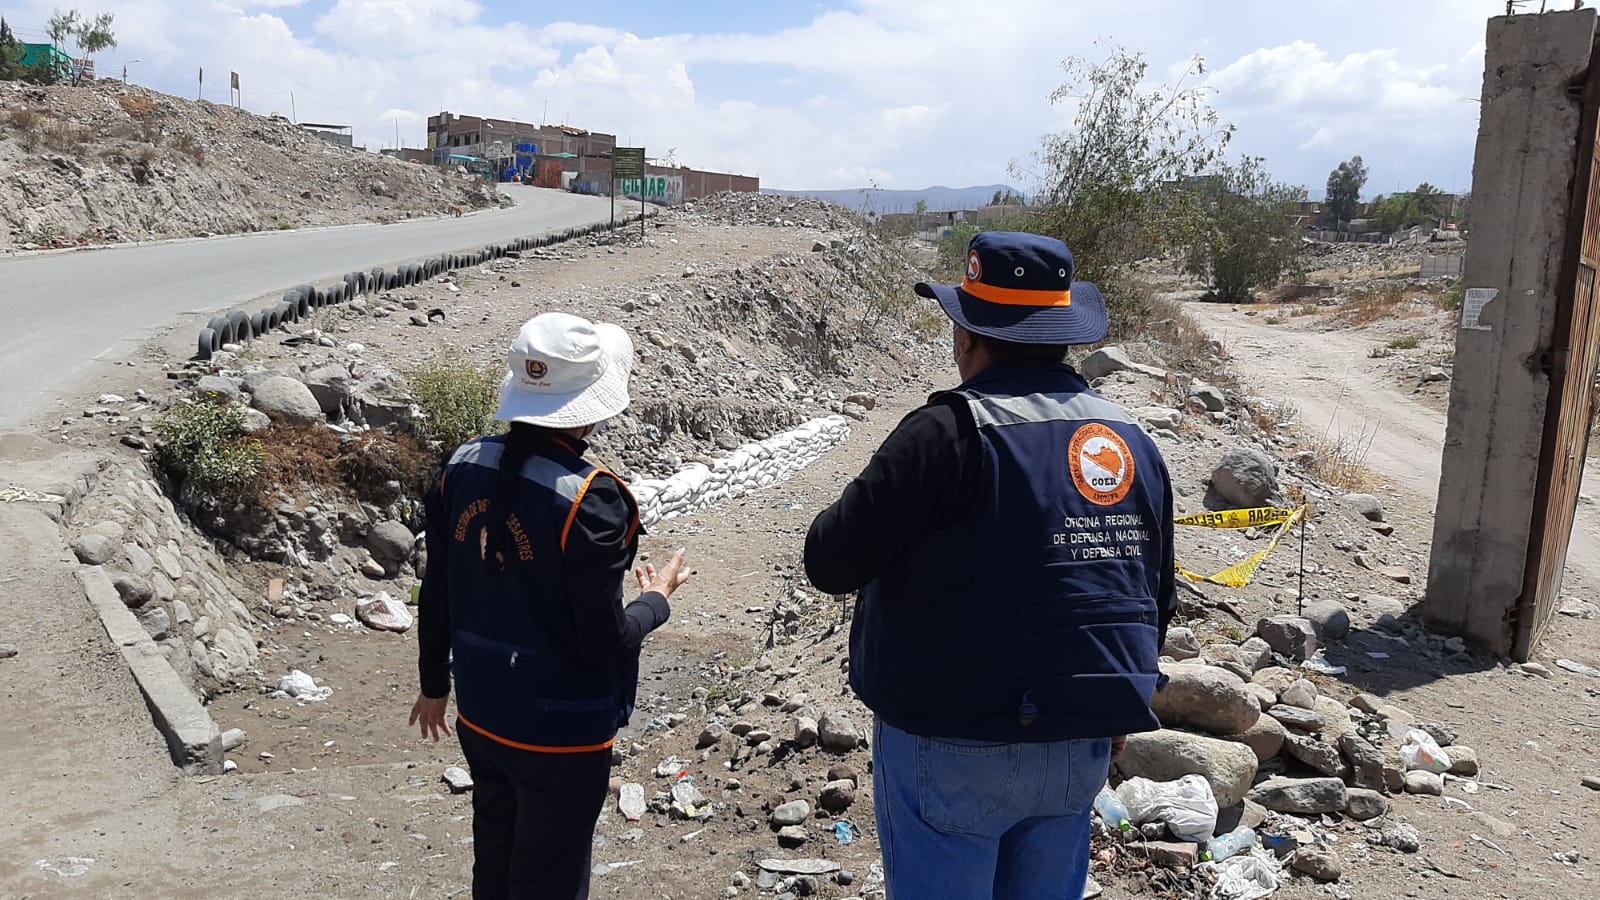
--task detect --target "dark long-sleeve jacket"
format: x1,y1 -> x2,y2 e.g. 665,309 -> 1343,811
805,363 -> 1177,643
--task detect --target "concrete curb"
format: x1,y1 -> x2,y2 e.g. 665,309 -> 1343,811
77,566 -> 223,774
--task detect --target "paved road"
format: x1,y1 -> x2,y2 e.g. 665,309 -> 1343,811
0,185 -> 614,431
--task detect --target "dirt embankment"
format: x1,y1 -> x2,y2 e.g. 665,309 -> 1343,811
0,80 -> 504,252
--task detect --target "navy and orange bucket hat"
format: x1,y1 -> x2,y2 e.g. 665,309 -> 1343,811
915,231 -> 1108,346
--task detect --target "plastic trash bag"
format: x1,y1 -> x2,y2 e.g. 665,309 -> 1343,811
1206,849 -> 1280,900
356,591 -> 414,633
276,669 -> 332,701
1116,774 -> 1219,842
1399,728 -> 1452,774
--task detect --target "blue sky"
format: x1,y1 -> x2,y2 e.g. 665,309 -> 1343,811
0,1 -> 1509,197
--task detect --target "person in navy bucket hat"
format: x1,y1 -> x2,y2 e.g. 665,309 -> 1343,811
806,232 -> 1176,899
915,231 -> 1109,346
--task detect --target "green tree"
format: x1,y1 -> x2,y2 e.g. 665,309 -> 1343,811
1013,45 -> 1233,335
47,8 -> 116,85
1182,156 -> 1305,302
0,18 -> 22,80
1324,156 -> 1368,226
935,220 -> 981,281
1410,182 -> 1446,223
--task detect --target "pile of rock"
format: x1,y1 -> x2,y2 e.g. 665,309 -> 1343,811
1109,614 -> 1483,883
678,192 -> 858,232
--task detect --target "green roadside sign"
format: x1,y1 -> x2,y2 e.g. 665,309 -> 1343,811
612,147 -> 646,178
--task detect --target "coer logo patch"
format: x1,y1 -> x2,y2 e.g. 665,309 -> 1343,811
524,358 -> 549,380
966,250 -> 982,283
1069,423 -> 1135,506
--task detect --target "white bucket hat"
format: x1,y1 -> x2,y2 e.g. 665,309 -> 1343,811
492,312 -> 633,428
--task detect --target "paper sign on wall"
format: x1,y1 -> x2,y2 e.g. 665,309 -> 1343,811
1461,288 -> 1498,331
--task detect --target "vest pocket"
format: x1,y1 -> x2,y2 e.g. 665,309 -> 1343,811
453,629 -> 618,744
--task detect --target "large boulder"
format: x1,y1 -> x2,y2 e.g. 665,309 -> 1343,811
1116,730 -> 1259,808
1248,776 -> 1348,814
367,520 -> 416,563
1149,662 -> 1261,736
1223,712 -> 1287,763
251,376 -> 323,425
1256,616 -> 1318,662
73,533 -> 118,566
304,364 -> 357,417
1208,448 -> 1280,509
1302,600 -> 1351,642
1338,493 -> 1386,522
1079,346 -> 1164,380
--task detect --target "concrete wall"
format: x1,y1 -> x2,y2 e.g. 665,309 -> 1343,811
1424,9 -> 1597,655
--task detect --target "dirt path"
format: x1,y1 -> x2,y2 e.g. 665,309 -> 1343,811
1186,301 -> 1600,593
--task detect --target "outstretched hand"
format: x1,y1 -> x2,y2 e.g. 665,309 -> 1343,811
409,693 -> 452,743
635,547 -> 691,599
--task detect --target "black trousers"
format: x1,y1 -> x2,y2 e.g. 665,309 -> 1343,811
457,723 -> 612,900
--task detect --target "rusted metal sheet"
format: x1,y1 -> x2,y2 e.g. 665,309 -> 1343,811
1518,41 -> 1600,660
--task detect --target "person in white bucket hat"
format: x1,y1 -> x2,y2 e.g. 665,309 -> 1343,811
410,312 -> 691,899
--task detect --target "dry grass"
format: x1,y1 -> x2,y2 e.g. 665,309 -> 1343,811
1299,424 -> 1379,491
1386,335 -> 1421,350
172,133 -> 206,164
118,95 -> 158,118
258,425 -> 435,505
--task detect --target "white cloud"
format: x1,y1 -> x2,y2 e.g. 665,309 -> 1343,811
0,0 -> 1508,192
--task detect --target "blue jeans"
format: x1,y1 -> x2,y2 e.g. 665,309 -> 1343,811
871,717 -> 1110,900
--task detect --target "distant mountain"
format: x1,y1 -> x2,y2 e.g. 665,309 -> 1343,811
762,184 -> 1024,214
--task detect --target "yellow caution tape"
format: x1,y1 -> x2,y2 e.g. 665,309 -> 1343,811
1173,506 -> 1302,530
1174,507 -> 1305,588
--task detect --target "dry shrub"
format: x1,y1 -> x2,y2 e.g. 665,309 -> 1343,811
172,133 -> 205,164
1299,424 -> 1379,491
1133,295 -> 1239,391
1336,284 -> 1427,327
3,107 -> 42,131
118,95 -> 158,118
258,425 -> 434,504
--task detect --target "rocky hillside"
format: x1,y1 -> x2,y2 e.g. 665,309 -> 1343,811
0,80 -> 503,252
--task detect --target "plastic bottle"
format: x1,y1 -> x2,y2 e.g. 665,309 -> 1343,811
1203,825 -> 1257,862
1093,786 -> 1132,833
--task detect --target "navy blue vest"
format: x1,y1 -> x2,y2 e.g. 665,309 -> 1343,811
849,364 -> 1167,742
439,435 -> 639,751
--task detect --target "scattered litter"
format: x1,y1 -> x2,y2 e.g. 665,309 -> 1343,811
34,857 -> 94,878
275,669 -> 332,701
1555,658 -> 1600,678
329,613 -> 353,626
756,858 -> 842,875
1471,834 -> 1510,856
222,759 -> 238,773
1205,848 -> 1281,900
1117,774 -> 1219,842
356,591 -> 414,633
1400,729 -> 1452,774
680,828 -> 705,843
591,859 -> 642,877
1301,652 -> 1347,676
654,757 -> 684,778
1,486 -> 65,504
835,821 -> 860,845
1366,651 -> 1390,659
1442,797 -> 1473,810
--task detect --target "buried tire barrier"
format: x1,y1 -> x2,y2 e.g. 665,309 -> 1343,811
194,224 -> 624,361
206,316 -> 237,347
227,310 -> 252,342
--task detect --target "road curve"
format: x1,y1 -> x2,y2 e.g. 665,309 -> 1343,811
0,185 -> 614,431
